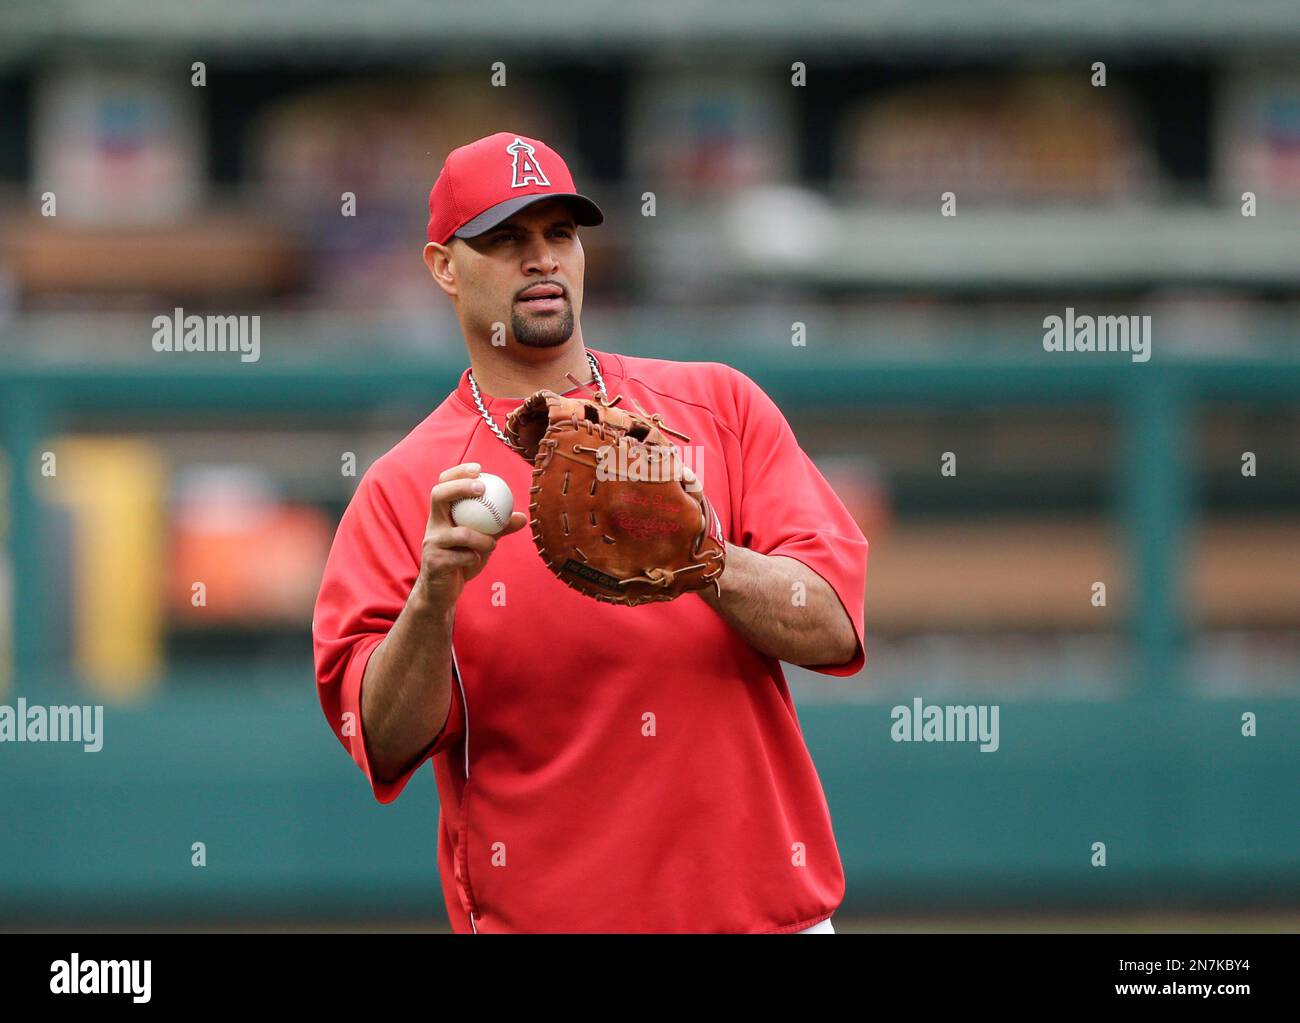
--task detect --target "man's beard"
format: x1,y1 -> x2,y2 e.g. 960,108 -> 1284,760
511,303 -> 575,348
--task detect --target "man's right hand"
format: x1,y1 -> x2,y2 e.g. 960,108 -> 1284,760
416,462 -> 528,611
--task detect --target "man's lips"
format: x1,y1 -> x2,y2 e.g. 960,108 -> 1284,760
519,284 -> 564,298
516,285 -> 567,311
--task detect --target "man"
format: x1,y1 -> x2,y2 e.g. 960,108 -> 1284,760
313,131 -> 867,934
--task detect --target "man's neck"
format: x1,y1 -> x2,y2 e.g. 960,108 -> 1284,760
467,340 -> 596,400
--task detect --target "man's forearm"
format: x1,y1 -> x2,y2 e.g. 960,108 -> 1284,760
359,587 -> 456,784
700,543 -> 858,666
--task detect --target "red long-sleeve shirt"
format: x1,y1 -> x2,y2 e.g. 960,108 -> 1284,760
312,349 -> 868,933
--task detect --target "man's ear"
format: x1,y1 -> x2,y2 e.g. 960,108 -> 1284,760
423,241 -> 457,297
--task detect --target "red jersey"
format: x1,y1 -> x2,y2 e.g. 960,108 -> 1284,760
312,348 -> 868,933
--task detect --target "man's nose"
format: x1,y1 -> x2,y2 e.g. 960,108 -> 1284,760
521,238 -> 560,273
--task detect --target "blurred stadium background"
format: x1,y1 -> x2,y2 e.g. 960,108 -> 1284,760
0,1 -> 1297,932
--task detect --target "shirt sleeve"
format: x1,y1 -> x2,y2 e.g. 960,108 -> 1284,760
312,470 -> 464,804
729,368 -> 869,676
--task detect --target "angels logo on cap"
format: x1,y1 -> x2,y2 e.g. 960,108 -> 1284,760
508,137 -> 550,189
427,131 -> 604,246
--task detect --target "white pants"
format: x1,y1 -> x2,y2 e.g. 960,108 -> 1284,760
794,918 -> 835,934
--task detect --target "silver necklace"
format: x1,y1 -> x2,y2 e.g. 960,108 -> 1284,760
468,350 -> 607,449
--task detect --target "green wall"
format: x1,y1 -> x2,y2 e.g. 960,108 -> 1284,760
2,357 -> 1297,922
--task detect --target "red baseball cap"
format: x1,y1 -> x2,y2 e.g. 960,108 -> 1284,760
426,131 -> 604,245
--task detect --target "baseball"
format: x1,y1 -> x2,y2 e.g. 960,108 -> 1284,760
450,472 -> 514,535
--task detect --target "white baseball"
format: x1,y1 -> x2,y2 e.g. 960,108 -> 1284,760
450,472 -> 514,535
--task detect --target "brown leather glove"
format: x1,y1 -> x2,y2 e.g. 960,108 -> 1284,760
505,388 -> 725,606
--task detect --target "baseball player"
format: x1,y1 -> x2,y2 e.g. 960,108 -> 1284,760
313,131 -> 867,934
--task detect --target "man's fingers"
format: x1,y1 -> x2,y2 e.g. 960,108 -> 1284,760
432,525 -> 498,553
502,511 -> 529,535
438,462 -> 481,484
431,476 -> 487,509
444,549 -> 482,569
428,468 -> 486,524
